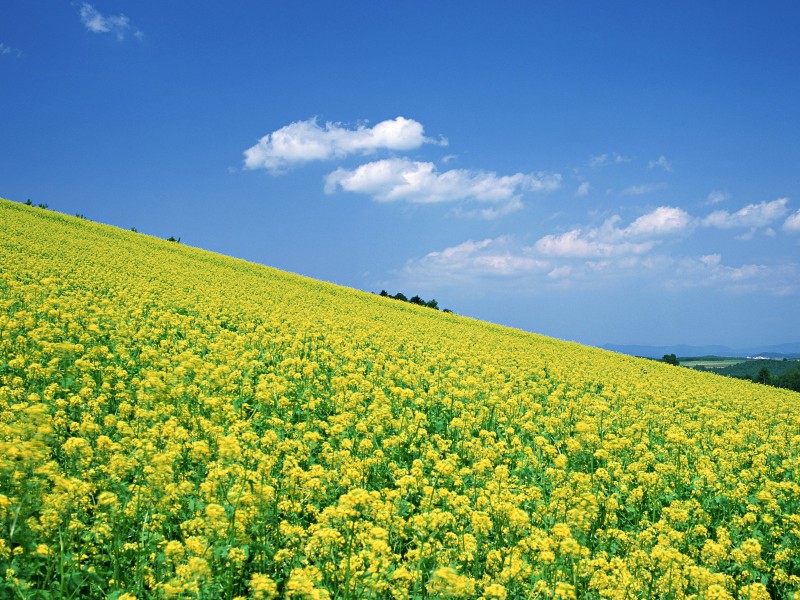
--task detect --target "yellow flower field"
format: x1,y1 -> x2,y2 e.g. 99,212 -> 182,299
1,197 -> 799,599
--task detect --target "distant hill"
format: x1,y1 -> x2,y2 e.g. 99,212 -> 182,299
602,342 -> 800,359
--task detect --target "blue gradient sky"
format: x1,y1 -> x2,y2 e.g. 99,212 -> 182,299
2,2 -> 799,347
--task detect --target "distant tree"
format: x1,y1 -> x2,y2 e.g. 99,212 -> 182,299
36,203 -> 48,209
756,367 -> 771,385
167,236 -> 181,243
776,364 -> 800,392
131,227 -> 138,233
662,354 -> 679,366
443,308 -> 453,313
25,199 -> 32,205
382,290 -> 446,311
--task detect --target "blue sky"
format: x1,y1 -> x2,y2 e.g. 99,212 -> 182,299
2,2 -> 799,348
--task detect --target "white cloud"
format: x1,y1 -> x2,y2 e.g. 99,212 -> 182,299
784,209 -> 800,232
535,227 -> 657,258
547,265 -> 572,279
397,222 -> 676,292
325,157 -> 560,216
243,117 -> 443,172
648,155 -> 672,172
575,182 -> 590,197
79,3 -> 142,40
392,204 -> 798,295
673,255 -> 800,296
453,198 -> 526,220
399,237 -> 549,284
589,152 -> 630,168
702,198 -> 789,230
621,182 -> 667,196
0,42 -> 23,58
625,206 -> 692,236
535,206 -> 691,258
706,190 -> 730,204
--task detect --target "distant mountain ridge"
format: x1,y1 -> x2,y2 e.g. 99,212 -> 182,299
601,342 -> 800,359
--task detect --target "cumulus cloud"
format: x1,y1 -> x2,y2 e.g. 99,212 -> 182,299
535,206 -> 691,258
324,157 -> 561,216
702,198 -> 789,230
589,153 -> 630,168
626,206 -> 692,236
79,3 -> 142,40
648,155 -> 672,171
243,117 -> 443,172
783,209 -> 800,232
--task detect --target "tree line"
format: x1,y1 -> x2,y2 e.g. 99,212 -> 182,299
741,364 -> 800,393
378,290 -> 451,313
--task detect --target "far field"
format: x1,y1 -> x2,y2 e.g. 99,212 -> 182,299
683,356 -> 800,379
679,357 -> 746,370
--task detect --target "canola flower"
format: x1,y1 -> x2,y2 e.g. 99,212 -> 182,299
1,197 -> 799,598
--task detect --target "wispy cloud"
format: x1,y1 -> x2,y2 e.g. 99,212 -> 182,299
784,209 -> 800,233
621,182 -> 668,196
408,207 -> 691,278
672,255 -> 800,296
79,3 -> 143,40
399,237 -> 549,285
702,197 -> 789,230
243,117 -> 445,172
394,201 -> 799,295
0,42 -> 23,58
398,235 -> 662,293
648,155 -> 672,172
325,157 -> 561,218
706,190 -> 730,204
589,152 -> 630,168
535,226 -> 657,258
575,182 -> 590,197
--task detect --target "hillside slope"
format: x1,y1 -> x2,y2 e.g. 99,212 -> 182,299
1,198 -> 799,599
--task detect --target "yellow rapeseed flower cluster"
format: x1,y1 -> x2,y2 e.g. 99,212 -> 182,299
1,197 -> 799,598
